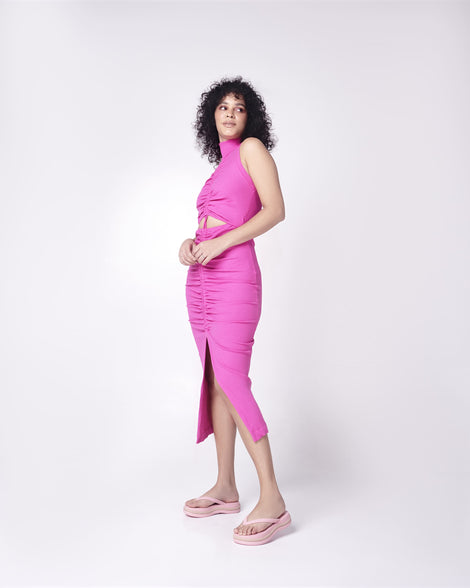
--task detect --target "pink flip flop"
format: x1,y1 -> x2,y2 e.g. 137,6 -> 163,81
183,494 -> 241,518
233,510 -> 291,545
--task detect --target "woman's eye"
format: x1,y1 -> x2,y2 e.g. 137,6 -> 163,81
218,105 -> 245,113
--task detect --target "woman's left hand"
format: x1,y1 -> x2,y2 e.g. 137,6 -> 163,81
192,235 -> 228,266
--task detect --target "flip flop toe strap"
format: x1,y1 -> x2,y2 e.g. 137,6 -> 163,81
242,515 -> 283,525
196,495 -> 225,505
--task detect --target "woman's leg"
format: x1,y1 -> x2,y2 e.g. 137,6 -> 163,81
212,385 -> 287,536
186,343 -> 286,534
185,342 -> 239,508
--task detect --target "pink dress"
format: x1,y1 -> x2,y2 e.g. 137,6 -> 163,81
185,137 -> 269,444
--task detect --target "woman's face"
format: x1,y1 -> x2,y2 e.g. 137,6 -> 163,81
214,93 -> 247,142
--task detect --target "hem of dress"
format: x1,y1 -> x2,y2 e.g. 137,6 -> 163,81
250,424 -> 269,443
196,427 -> 213,444
196,424 -> 268,445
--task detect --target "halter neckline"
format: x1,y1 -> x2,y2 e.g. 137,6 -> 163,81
219,137 -> 241,158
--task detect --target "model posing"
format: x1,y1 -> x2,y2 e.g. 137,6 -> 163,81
179,76 -> 290,546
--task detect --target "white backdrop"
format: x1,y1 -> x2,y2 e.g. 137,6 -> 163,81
1,1 -> 469,586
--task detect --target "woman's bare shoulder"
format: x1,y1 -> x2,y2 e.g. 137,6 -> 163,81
240,138 -> 271,173
240,137 -> 268,154
240,137 -> 276,177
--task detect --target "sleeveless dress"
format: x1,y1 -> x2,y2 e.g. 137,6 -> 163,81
185,137 -> 269,444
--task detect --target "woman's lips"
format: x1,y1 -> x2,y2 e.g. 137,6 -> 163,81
223,123 -> 235,127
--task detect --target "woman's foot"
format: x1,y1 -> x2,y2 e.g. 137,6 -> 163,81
185,482 -> 239,509
233,493 -> 286,535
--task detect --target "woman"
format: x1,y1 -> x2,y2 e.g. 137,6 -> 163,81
178,76 -> 290,546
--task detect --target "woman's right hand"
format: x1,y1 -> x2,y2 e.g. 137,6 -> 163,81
179,238 -> 197,265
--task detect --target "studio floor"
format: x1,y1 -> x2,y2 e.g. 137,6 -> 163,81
1,452 -> 468,587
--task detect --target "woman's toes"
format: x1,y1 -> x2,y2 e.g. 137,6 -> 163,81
187,498 -> 211,508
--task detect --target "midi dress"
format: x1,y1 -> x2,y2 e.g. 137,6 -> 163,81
185,137 -> 269,444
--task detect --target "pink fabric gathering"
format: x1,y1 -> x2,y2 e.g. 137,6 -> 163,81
185,137 -> 269,444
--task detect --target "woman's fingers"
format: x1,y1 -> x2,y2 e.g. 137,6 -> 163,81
179,253 -> 197,265
179,239 -> 197,265
193,248 -> 209,264
193,238 -> 223,266
180,238 -> 221,266
192,243 -> 206,257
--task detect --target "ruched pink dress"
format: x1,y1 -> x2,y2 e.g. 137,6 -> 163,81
185,137 -> 269,444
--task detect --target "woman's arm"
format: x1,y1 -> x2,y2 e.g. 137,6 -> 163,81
192,138 -> 285,265
224,137 -> 286,247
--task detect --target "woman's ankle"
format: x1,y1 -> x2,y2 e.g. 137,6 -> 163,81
259,487 -> 284,504
216,476 -> 236,488
214,479 -> 238,496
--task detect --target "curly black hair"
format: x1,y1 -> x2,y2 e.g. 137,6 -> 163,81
193,75 -> 277,165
